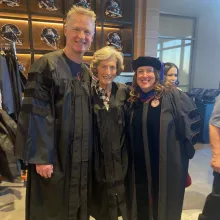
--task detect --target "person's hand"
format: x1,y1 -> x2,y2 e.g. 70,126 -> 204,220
36,164 -> 53,178
211,158 -> 220,173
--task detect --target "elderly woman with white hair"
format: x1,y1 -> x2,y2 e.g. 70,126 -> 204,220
89,46 -> 129,220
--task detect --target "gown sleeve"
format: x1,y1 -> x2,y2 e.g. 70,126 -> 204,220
172,89 -> 201,159
15,57 -> 55,164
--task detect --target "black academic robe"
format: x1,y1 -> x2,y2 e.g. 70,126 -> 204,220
126,88 -> 200,220
5,53 -> 22,120
0,55 -> 15,115
0,109 -> 20,182
15,50 -> 93,220
90,82 -> 129,220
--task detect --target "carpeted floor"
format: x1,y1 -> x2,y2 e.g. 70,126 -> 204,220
0,144 -> 213,220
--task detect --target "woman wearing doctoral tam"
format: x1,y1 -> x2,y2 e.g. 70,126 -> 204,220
125,56 -> 200,220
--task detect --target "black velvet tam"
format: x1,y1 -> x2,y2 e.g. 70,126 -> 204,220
132,56 -> 161,71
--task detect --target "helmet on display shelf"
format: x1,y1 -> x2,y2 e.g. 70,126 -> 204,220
106,32 -> 122,51
38,0 -> 59,11
75,0 -> 91,9
0,0 -> 20,7
1,24 -> 23,45
105,0 -> 122,18
41,27 -> 60,49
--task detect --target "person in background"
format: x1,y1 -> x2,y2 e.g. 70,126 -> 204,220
89,46 -> 129,220
164,62 -> 192,187
125,56 -> 200,220
164,62 -> 180,87
15,6 -> 96,220
198,95 -> 220,220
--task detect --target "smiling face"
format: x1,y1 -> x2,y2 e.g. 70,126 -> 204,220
166,66 -> 178,85
64,13 -> 94,56
97,57 -> 117,89
136,66 -> 156,93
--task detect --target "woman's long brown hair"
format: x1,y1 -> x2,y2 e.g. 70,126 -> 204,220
128,69 -> 166,102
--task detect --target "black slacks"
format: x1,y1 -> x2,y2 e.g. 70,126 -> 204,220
198,172 -> 220,220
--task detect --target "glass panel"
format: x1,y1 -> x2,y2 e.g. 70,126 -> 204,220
179,44 -> 192,85
159,15 -> 194,38
158,39 -> 181,66
162,47 -> 181,67
185,40 -> 191,44
163,39 -> 181,49
157,51 -> 160,59
157,42 -> 161,58
157,43 -> 160,50
158,38 -> 192,86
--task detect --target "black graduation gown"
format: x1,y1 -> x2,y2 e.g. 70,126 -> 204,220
5,53 -> 22,121
0,109 -> 20,182
90,82 -> 129,220
126,88 -> 200,220
0,55 -> 15,115
15,50 -> 93,220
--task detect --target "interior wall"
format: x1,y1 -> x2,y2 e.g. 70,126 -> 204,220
134,0 -> 160,58
160,0 -> 220,89
192,10 -> 220,89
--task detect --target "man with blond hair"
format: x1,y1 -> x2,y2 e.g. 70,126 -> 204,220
199,95 -> 220,220
15,6 -> 96,220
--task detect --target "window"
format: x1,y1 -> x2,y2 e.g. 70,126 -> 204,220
158,14 -> 196,91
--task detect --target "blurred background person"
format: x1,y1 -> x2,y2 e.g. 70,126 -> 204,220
164,61 -> 192,187
164,62 -> 179,87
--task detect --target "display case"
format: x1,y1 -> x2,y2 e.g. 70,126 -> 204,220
0,0 -> 28,12
93,0 -> 134,71
0,0 -> 135,72
30,0 -> 64,16
0,18 -> 29,49
103,0 -> 133,23
124,56 -> 132,72
32,21 -> 64,50
102,25 -> 132,55
68,0 -> 97,15
17,53 -> 32,77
